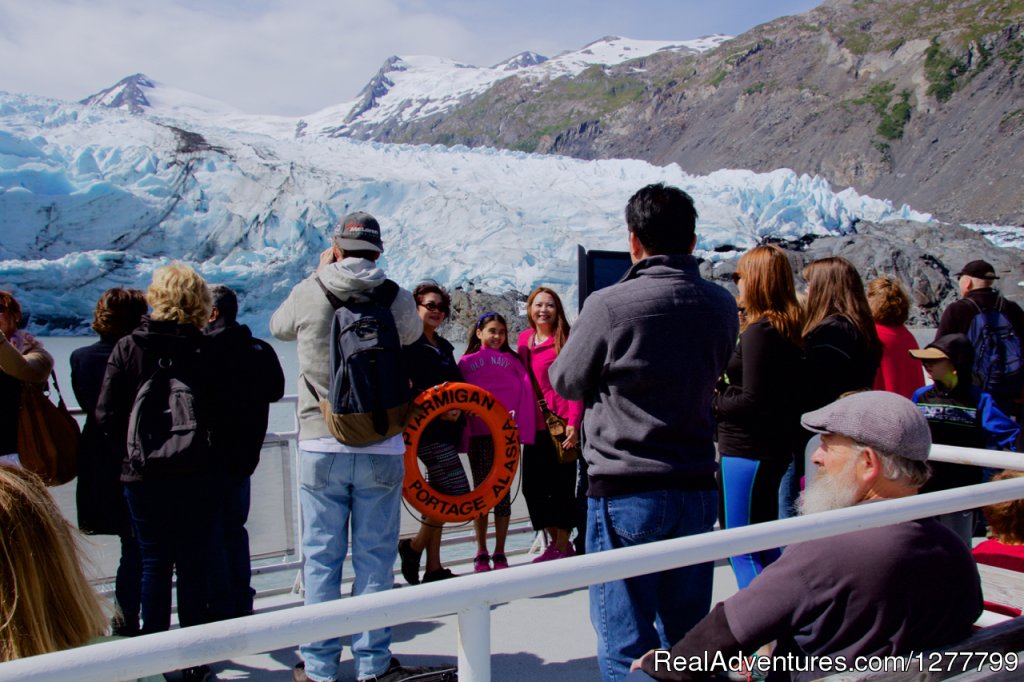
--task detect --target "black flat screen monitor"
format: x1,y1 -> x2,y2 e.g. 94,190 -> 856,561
577,245 -> 631,310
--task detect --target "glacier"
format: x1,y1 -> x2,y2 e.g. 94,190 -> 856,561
0,91 -> 948,335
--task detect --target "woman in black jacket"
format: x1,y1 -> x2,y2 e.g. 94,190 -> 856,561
778,256 -> 882,518
397,282 -> 469,584
95,263 -> 216,669
71,287 -> 147,635
715,245 -> 804,588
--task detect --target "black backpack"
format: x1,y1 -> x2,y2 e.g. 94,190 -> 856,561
966,296 -> 1023,399
126,355 -> 211,477
306,277 -> 417,445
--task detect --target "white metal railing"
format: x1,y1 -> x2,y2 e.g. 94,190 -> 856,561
3,445 -> 1023,682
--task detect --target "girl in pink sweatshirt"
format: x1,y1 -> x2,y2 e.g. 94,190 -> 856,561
459,312 -> 535,571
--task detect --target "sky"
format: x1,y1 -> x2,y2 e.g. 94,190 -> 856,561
1,0 -> 821,117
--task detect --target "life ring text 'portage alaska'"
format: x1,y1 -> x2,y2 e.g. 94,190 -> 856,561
402,382 -> 520,523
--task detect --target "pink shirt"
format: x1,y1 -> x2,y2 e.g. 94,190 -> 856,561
458,347 -> 536,444
873,323 -> 925,399
517,329 -> 584,429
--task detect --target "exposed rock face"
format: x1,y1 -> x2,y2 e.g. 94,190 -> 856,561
78,73 -> 154,115
330,0 -> 1024,225
706,221 -> 1024,326
439,287 -> 528,346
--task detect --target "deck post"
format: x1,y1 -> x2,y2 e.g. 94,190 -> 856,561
458,603 -> 491,682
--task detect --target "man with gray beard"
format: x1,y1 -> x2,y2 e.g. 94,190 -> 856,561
631,391 -> 982,682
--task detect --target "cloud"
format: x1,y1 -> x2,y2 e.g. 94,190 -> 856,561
1,0 -> 480,115
0,0 -> 821,116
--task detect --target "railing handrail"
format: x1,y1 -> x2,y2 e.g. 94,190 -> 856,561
3,445 -> 1022,682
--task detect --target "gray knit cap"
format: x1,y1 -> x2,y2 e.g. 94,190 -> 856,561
800,391 -> 932,461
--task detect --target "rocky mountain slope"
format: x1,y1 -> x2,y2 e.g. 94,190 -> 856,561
332,0 -> 1024,226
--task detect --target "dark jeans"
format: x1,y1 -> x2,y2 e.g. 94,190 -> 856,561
125,477 -> 215,632
112,528 -> 142,635
209,475 -> 254,620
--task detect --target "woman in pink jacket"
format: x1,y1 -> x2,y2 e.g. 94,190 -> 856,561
459,312 -> 535,571
518,287 -> 583,562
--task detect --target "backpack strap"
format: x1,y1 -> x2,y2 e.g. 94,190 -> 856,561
368,279 -> 400,307
314,276 -> 345,310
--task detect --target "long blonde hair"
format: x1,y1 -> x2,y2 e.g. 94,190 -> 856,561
526,287 -> 571,354
736,245 -> 804,347
0,466 -> 108,661
146,261 -> 212,329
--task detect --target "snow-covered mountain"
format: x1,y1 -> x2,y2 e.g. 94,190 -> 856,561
77,35 -> 732,140
1,88 -> 938,335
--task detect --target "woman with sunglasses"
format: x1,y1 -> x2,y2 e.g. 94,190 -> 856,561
0,291 -> 55,467
714,246 -> 804,588
398,282 -> 471,584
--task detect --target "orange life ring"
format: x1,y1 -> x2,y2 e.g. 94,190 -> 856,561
402,382 -> 520,523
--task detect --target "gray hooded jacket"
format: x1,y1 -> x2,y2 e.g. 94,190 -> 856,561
270,257 -> 421,441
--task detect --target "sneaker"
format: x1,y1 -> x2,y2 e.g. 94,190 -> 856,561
398,538 -> 422,585
491,553 -> 509,570
531,544 -> 558,563
181,664 -> 211,682
473,551 -> 491,572
532,544 -> 575,563
358,657 -> 402,681
422,567 -> 457,582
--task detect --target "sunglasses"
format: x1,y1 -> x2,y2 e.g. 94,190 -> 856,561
730,273 -> 742,284
418,302 -> 447,313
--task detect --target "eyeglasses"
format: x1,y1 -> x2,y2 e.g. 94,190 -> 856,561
730,273 -> 742,284
418,302 -> 447,313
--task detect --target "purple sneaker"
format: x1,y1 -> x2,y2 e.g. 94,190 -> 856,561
474,551 -> 491,572
492,553 -> 509,569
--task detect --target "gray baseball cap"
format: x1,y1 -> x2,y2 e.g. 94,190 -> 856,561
801,391 -> 932,461
332,211 -> 383,253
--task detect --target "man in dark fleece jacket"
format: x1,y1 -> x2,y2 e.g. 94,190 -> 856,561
205,284 -> 285,619
551,183 -> 737,682
936,259 -> 1024,421
630,392 -> 981,682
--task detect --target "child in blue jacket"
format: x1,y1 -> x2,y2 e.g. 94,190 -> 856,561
910,333 -> 1019,542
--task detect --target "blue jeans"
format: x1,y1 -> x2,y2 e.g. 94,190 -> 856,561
588,489 -> 718,682
299,449 -> 403,682
208,475 -> 254,620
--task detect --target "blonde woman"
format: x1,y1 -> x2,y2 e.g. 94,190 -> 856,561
0,464 -> 108,660
95,262 -> 216,678
714,245 -> 804,588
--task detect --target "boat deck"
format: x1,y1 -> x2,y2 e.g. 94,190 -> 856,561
173,550 -> 738,682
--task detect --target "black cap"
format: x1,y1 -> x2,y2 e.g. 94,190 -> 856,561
332,212 -> 383,254
953,260 -> 998,279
